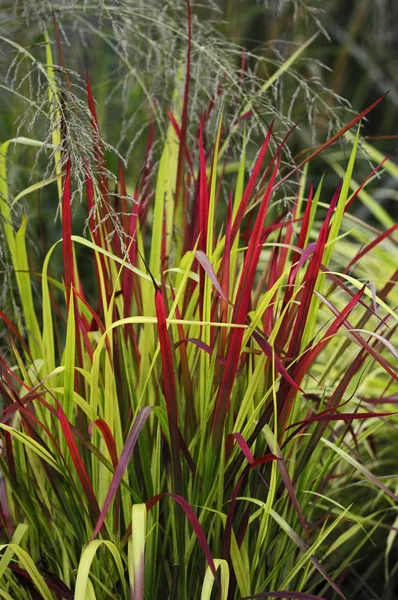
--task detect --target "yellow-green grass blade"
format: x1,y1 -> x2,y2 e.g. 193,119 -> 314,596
325,125 -> 361,266
14,212 -> 42,358
41,244 -> 58,376
0,138 -> 55,344
0,524 -> 28,580
11,172 -> 64,208
327,157 -> 394,229
72,235 -> 158,284
150,75 -> 183,275
322,437 -> 398,501
242,32 -> 319,115
201,559 -> 229,600
0,544 -> 53,600
129,504 -> 147,600
75,540 -> 127,600
0,424 -> 61,473
327,272 -> 398,322
199,111 -> 223,423
301,126 -> 361,351
45,30 -> 63,200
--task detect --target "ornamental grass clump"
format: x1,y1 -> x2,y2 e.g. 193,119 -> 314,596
0,4 -> 397,600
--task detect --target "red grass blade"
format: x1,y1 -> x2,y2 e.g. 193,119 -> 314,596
346,223 -> 398,272
195,250 -> 229,303
174,337 -> 230,369
92,407 -> 153,539
0,311 -> 31,357
118,156 -> 129,233
251,330 -> 302,392
345,154 -> 391,212
88,419 -> 118,469
9,564 -> 73,599
211,156 -> 280,441
287,182 -> 342,361
52,8 -> 72,93
85,69 -> 108,192
286,410 -> 396,442
226,432 -> 255,463
279,284 -> 367,436
230,123 -> 274,245
146,493 -> 217,578
166,109 -> 194,176
57,405 -> 101,524
155,288 -> 182,492
275,93 -> 389,191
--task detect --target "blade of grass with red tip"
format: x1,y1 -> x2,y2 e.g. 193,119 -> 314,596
89,419 -> 120,530
195,250 -> 229,303
279,284 -> 367,436
168,284 -> 196,435
211,156 -> 280,441
222,451 -> 279,586
57,404 -> 101,525
166,109 -> 194,177
145,493 -> 217,578
230,124 -> 274,246
92,407 -> 153,539
155,288 -> 182,493
287,182 -> 341,362
274,93 -> 389,191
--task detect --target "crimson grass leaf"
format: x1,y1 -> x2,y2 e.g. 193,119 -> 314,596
155,288 -> 182,492
195,250 -> 230,303
57,405 -> 101,524
230,123 -> 274,245
91,407 -> 153,539
226,433 -> 254,463
89,419 -> 118,469
275,93 -> 389,191
146,492 -> 217,577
